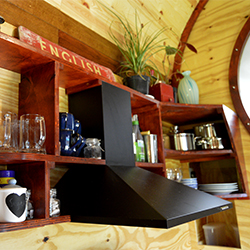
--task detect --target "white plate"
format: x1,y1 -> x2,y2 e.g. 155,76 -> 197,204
199,186 -> 238,191
205,190 -> 238,195
199,183 -> 238,190
199,182 -> 237,186
199,187 -> 238,193
200,187 -> 238,191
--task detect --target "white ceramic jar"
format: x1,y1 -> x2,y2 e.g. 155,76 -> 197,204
0,179 -> 27,222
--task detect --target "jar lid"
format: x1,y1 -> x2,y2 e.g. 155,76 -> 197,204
86,138 -> 100,144
0,170 -> 15,177
2,179 -> 23,189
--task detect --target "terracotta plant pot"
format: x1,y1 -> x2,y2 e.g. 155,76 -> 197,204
149,81 -> 174,102
124,75 -> 150,94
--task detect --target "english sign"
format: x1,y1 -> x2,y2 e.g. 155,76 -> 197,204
18,26 -> 115,82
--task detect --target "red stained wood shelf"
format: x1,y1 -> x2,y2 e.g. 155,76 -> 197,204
0,32 -> 160,109
136,162 -> 165,169
164,149 -> 234,162
0,153 -> 166,169
215,193 -> 248,199
0,215 -> 71,232
0,152 -> 106,165
160,102 -> 224,125
0,30 -> 248,233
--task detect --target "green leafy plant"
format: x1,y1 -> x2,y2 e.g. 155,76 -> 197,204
161,42 -> 197,84
100,2 -> 197,83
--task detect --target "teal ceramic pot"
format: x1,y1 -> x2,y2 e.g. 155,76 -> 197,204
177,71 -> 199,104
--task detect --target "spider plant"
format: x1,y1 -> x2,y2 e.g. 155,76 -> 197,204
99,2 -> 197,84
101,4 -> 170,78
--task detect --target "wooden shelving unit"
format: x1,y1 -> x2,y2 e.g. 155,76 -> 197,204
160,103 -> 248,199
0,31 -> 247,232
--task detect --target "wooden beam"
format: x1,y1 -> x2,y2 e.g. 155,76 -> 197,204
172,0 -> 209,88
0,0 -> 58,43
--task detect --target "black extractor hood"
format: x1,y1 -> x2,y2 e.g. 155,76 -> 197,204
56,82 -> 232,229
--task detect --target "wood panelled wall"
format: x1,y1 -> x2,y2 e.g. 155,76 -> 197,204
0,0 -> 250,249
182,0 -> 250,249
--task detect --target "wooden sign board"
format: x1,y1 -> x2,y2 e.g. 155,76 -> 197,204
18,26 -> 115,82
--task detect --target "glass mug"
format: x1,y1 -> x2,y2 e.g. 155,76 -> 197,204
19,114 -> 46,154
0,111 -> 18,152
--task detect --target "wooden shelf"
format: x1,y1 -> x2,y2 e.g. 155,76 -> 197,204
0,215 -> 71,233
215,192 -> 248,199
136,162 -> 165,169
0,152 -> 166,168
0,152 -> 106,165
164,149 -> 234,162
160,102 -> 224,125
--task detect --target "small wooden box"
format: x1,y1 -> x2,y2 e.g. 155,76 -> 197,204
149,82 -> 174,102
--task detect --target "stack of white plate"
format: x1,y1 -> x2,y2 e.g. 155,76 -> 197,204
199,183 -> 238,195
181,178 -> 198,189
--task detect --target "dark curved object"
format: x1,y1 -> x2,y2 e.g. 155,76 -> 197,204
172,0 -> 209,88
229,16 -> 250,134
0,16 -> 5,24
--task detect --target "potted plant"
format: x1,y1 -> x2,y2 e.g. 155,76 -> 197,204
100,3 -> 196,96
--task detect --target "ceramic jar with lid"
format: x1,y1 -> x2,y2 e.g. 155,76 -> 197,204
0,179 -> 27,222
0,170 -> 15,187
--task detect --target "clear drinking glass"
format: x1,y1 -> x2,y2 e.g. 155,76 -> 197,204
166,167 -> 182,182
166,168 -> 175,180
0,111 -> 18,152
19,114 -> 46,153
174,167 -> 183,182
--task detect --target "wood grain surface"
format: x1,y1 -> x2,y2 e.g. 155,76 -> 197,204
183,0 -> 250,248
0,0 -> 250,249
0,222 -> 191,250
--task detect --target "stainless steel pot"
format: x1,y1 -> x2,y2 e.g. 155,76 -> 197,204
194,123 -> 217,138
194,125 -> 204,137
170,133 -> 196,151
203,123 -> 217,137
202,137 -> 224,149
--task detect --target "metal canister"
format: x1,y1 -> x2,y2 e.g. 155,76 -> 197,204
174,133 -> 196,151
143,134 -> 158,163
